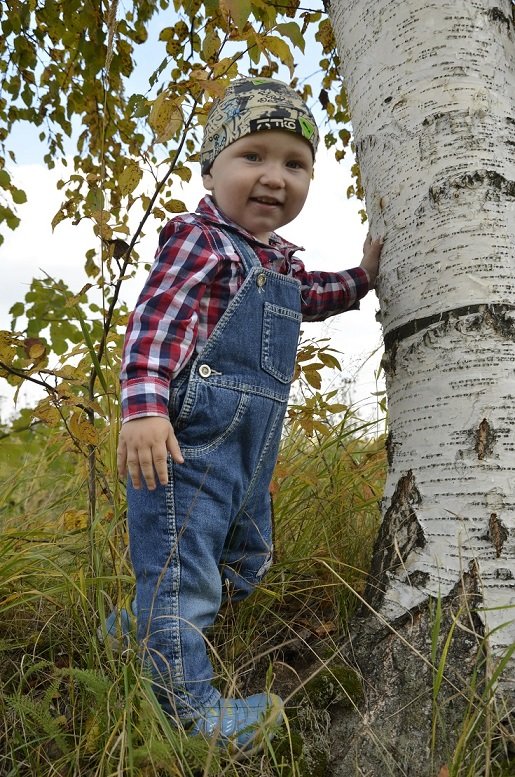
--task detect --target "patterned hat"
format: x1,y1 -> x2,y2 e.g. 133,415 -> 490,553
200,77 -> 319,173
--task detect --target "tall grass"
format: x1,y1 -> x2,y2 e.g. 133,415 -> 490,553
0,387 -> 385,776
2,390 -> 512,776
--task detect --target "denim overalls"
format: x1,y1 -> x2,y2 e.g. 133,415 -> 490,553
127,229 -> 302,719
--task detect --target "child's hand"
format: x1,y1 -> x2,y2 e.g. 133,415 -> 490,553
117,416 -> 184,490
360,233 -> 384,289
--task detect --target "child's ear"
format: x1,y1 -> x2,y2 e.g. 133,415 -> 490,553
202,172 -> 214,192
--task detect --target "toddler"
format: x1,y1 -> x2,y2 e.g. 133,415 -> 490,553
115,77 -> 382,755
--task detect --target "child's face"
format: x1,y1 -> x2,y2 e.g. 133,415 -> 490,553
202,130 -> 313,243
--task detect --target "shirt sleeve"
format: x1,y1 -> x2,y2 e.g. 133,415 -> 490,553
288,254 -> 371,322
120,221 -> 219,422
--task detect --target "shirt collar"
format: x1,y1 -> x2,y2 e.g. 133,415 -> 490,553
195,195 -> 303,256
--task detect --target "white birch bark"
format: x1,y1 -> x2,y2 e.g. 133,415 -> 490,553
330,0 -> 515,694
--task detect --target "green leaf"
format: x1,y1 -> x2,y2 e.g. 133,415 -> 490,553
275,22 -> 305,53
9,302 -> 25,318
12,187 -> 27,205
85,187 -> 105,212
221,0 -> 251,30
51,208 -> 67,231
263,35 -> 295,76
75,308 -> 109,396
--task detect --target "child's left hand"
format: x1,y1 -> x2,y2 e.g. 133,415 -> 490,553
360,233 -> 383,288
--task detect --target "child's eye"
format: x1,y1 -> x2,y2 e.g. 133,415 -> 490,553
286,160 -> 304,169
243,152 -> 260,161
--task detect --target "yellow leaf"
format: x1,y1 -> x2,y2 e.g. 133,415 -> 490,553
250,0 -> 277,26
0,331 -> 17,364
202,27 -> 221,63
53,366 -> 80,379
33,401 -> 61,426
51,208 -> 67,231
118,161 -> 143,196
220,0 -> 251,30
212,57 -> 239,79
69,413 -> 98,445
84,717 -> 101,754
149,92 -> 183,143
93,221 -> 113,241
245,29 -> 265,64
27,342 -> 46,360
62,509 -> 88,531
163,198 -> 186,213
327,403 -> 348,414
173,166 -> 192,183
315,18 -> 336,54
90,210 -> 113,241
303,366 -> 322,390
201,76 -> 231,99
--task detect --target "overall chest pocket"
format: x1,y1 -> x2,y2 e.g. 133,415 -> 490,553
261,302 -> 302,384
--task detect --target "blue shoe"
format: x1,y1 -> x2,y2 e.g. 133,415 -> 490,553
189,693 -> 284,757
97,598 -> 137,650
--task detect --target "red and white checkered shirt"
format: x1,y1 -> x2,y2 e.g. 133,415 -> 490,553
121,196 -> 370,421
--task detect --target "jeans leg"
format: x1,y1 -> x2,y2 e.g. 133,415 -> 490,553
127,458 -> 225,719
220,490 -> 273,603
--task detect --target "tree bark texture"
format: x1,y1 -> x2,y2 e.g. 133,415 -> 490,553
328,0 -> 515,772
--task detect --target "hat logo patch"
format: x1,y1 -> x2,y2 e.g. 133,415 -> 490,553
250,117 -> 299,134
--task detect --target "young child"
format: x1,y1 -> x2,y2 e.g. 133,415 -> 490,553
115,77 -> 382,754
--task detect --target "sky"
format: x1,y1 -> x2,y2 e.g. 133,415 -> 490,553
0,9 -> 385,423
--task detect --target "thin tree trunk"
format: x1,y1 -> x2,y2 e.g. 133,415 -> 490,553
328,1 -> 515,772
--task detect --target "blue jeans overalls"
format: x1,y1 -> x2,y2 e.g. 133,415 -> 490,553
127,229 -> 302,719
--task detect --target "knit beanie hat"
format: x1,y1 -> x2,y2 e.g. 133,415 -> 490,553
200,77 -> 319,174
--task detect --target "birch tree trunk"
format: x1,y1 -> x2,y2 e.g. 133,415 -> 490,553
327,1 -> 515,772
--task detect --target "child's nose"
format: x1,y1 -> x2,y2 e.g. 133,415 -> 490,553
259,163 -> 285,188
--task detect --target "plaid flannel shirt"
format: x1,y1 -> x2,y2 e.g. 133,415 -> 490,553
121,195 -> 370,421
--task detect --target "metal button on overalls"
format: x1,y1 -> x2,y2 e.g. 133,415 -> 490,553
256,273 -> 267,288
199,364 -> 212,378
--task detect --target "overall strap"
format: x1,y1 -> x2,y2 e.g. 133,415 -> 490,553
219,228 -> 262,275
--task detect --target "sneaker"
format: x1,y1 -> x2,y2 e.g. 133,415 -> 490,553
97,598 -> 137,650
189,693 -> 284,757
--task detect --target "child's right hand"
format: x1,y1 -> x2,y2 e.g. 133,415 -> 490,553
360,233 -> 384,288
117,416 -> 184,490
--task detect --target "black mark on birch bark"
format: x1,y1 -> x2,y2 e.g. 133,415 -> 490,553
364,470 -> 425,610
386,432 -> 395,467
384,303 -> 515,351
437,170 -> 515,200
487,7 -> 513,33
406,570 -> 430,587
380,343 -> 397,378
475,418 -> 496,460
488,513 -> 509,558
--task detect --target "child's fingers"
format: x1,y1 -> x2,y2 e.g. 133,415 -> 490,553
151,444 -> 169,488
167,427 -> 184,467
116,437 -> 128,479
